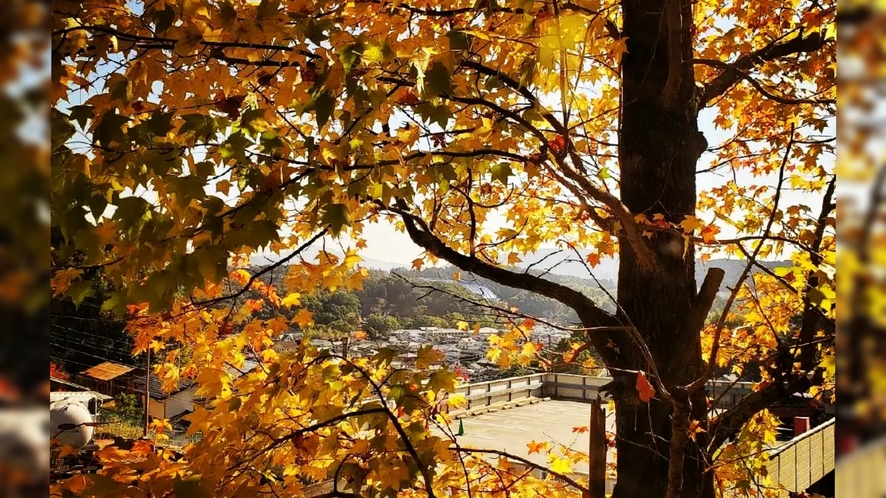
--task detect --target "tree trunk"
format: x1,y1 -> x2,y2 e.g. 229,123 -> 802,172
610,0 -> 712,496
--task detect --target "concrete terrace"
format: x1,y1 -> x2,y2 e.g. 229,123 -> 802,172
434,374 -> 835,497
445,399 -> 615,475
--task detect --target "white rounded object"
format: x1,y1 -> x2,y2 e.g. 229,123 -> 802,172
0,409 -> 50,480
50,398 -> 94,449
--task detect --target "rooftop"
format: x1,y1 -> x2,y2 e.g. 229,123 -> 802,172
443,399 -> 615,476
82,362 -> 134,381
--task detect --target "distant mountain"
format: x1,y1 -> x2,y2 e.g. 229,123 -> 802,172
250,246 -> 410,272
515,249 -> 620,281
516,249 -> 790,290
253,245 -> 790,291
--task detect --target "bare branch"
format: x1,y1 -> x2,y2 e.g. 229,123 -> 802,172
452,447 -> 590,494
692,58 -> 835,106
699,32 -> 831,105
688,126 -> 794,392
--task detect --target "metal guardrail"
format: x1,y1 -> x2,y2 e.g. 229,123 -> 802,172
450,374 -> 612,410
541,373 -> 611,401
453,374 -> 545,409
452,374 -> 766,410
455,374 -> 830,413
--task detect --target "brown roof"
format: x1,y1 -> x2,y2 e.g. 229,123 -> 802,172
82,362 -> 134,381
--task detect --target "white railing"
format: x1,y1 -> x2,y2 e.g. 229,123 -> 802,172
452,373 -> 758,409
453,374 -> 545,409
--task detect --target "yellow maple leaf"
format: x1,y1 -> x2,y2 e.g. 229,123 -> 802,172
56,444 -> 80,458
448,394 -> 468,409
150,418 -> 172,434
680,215 -> 705,232
549,457 -> 572,475
281,292 -> 301,308
343,249 -> 362,268
291,308 -> 314,328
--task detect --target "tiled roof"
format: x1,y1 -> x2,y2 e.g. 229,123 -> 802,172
132,373 -> 196,400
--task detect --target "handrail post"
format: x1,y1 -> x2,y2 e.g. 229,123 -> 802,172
589,396 -> 606,498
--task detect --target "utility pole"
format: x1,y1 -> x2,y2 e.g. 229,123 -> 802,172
143,348 -> 150,438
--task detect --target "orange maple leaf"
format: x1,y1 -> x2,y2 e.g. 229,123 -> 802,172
527,440 -> 549,454
635,371 -> 655,403
549,135 -> 567,156
700,224 -> 720,243
586,253 -> 601,267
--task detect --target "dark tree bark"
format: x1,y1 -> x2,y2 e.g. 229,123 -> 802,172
391,0 -> 832,495
609,0 -> 712,496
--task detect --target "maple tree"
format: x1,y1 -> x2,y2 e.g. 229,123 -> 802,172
50,0 -> 835,497
50,362 -> 70,381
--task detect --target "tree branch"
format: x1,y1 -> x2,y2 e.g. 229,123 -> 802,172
190,230 -> 327,308
688,126 -> 794,392
700,32 -> 831,105
665,268 -> 725,376
707,370 -> 815,451
451,447 -> 590,493
796,174 -> 836,370
456,61 -> 657,270
692,58 -> 835,106
388,199 -> 626,368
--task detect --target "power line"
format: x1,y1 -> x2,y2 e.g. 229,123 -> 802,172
49,331 -> 134,350
49,341 -> 140,368
51,355 -> 105,372
50,338 -> 138,366
50,323 -> 136,348
49,324 -> 142,361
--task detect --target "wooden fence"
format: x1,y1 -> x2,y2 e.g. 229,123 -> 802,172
835,435 -> 886,498
766,418 -> 835,496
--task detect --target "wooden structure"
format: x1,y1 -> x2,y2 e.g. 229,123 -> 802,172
76,362 -> 136,398
766,418 -> 835,497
